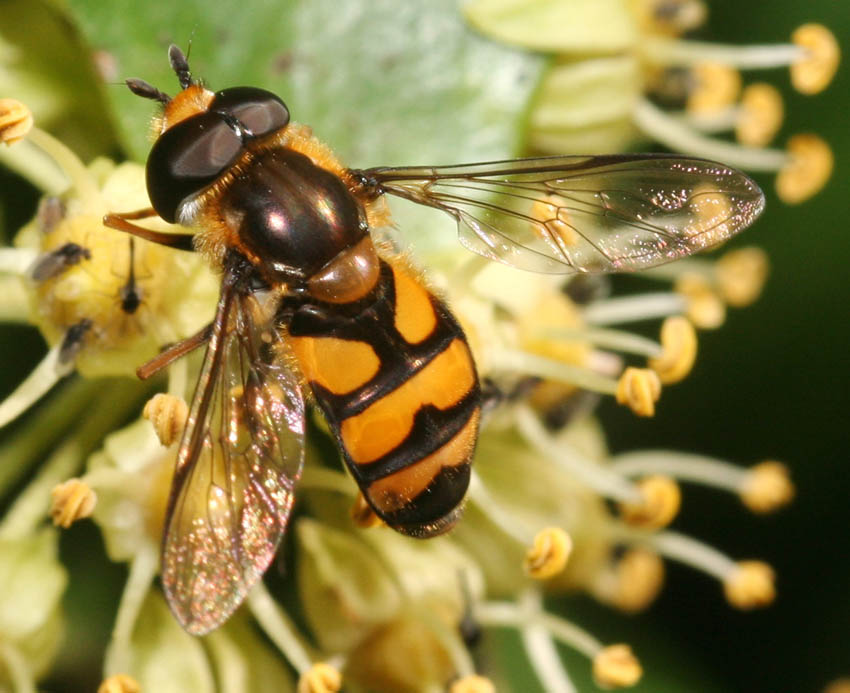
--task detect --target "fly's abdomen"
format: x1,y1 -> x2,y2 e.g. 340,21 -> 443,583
288,257 -> 480,537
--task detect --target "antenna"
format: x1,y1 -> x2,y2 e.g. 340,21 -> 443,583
168,44 -> 193,89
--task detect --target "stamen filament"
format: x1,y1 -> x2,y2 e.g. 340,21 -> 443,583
643,37 -> 804,69
0,248 -> 38,275
537,612 -> 604,660
638,258 -> 714,283
640,529 -> 736,581
26,127 -> 101,208
518,590 -> 577,693
521,620 -> 577,693
492,347 -> 619,395
516,405 -> 640,503
166,354 -> 189,399
468,472 -> 535,546
477,592 -> 588,693
538,326 -> 663,358
0,344 -> 71,429
610,450 -> 748,493
205,630 -> 249,693
247,583 -> 314,674
103,542 -> 158,676
633,99 -> 788,171
683,108 -> 740,133
417,606 -> 477,679
0,137 -> 69,195
583,292 -> 687,325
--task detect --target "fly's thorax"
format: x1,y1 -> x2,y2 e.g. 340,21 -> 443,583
215,147 -> 369,283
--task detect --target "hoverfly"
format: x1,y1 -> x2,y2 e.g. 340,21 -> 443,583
105,45 -> 764,635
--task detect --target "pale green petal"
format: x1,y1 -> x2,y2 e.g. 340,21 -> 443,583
531,57 -> 641,130
464,0 -> 638,53
207,614 -> 295,693
124,592 -> 215,693
297,519 -> 402,653
0,528 -> 66,640
88,418 -> 166,562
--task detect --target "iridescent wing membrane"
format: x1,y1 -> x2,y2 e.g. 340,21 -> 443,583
362,155 -> 765,274
161,273 -> 305,635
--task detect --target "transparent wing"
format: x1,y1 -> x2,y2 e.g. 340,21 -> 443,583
361,155 -> 765,274
161,273 -> 305,635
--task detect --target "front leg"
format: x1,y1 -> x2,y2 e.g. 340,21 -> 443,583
103,208 -> 195,251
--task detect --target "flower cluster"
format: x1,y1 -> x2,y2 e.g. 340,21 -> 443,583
0,1 -> 837,690
465,0 -> 837,204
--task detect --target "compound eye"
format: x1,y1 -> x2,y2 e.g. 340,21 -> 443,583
211,86 -> 290,139
146,111 -> 242,222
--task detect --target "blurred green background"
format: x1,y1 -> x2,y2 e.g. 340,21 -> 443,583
1,0 -> 848,691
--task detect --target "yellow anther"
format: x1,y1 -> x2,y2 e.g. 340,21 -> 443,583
612,548 -> 666,613
687,184 -> 734,248
593,644 -> 643,688
648,316 -> 697,384
49,478 -> 97,528
350,492 -> 384,529
98,674 -> 140,693
450,674 -> 496,693
674,274 -> 726,329
524,527 -> 573,580
790,24 -> 840,95
297,662 -> 342,693
616,368 -> 661,417
0,99 -> 33,146
824,678 -> 850,693
619,475 -> 681,529
531,198 -> 579,248
687,63 -> 741,115
776,133 -> 833,205
723,560 -> 776,609
714,247 -> 769,308
735,83 -> 784,147
142,393 -> 189,446
739,461 -> 794,514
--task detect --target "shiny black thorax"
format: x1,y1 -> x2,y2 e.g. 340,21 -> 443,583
219,148 -> 367,282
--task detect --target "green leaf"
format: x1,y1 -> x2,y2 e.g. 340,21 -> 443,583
67,0 -> 544,165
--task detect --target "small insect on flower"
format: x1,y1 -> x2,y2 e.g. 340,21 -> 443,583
105,45 -> 764,635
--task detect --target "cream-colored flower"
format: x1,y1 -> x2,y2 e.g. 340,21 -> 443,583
464,0 -> 837,204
